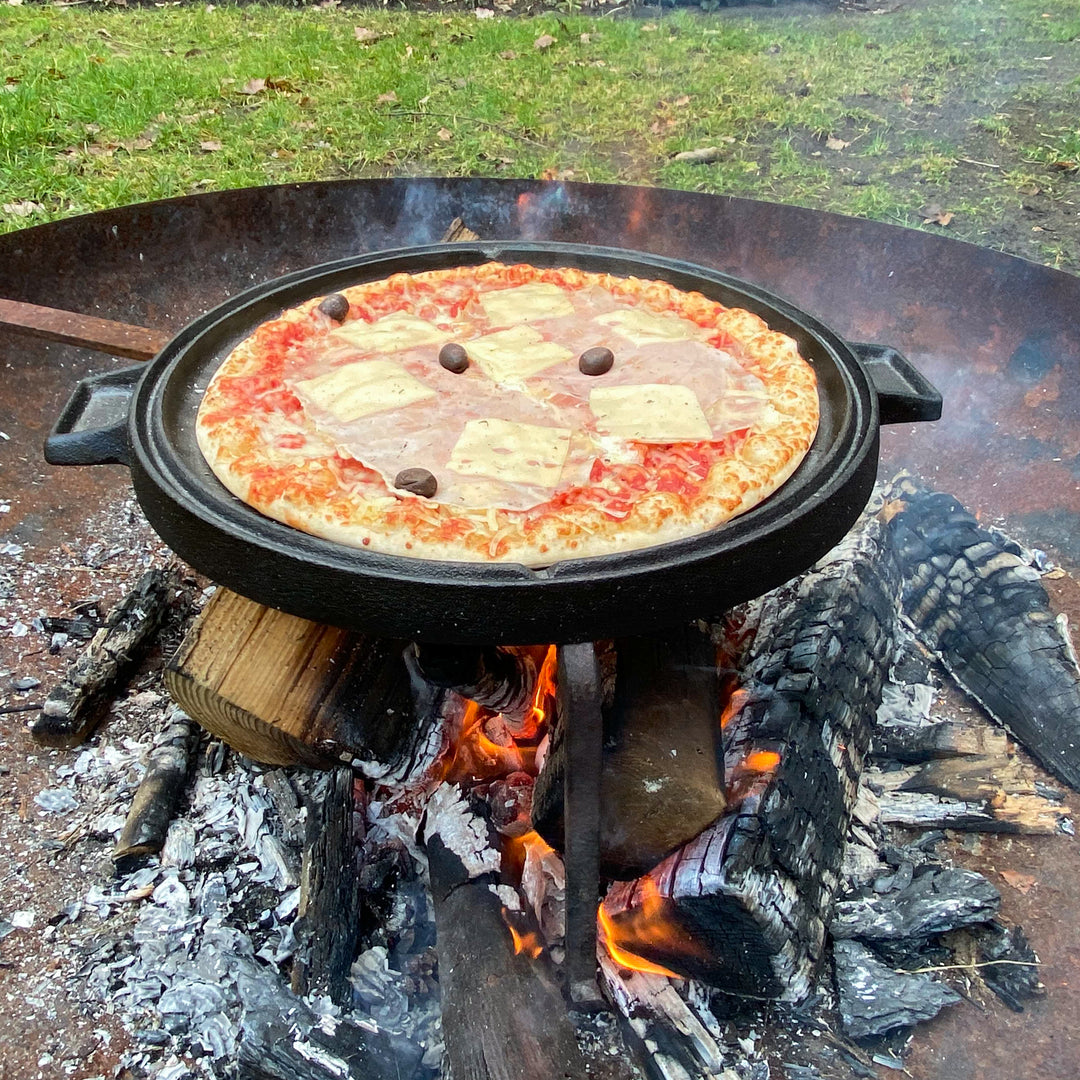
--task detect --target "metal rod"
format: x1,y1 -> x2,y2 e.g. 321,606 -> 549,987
0,297 -> 168,360
558,640 -> 605,1005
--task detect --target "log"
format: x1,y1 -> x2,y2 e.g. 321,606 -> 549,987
884,478 -> 1080,790
165,589 -> 436,774
290,767 -> 363,1006
602,517 -> 899,1001
32,568 -> 180,747
423,785 -> 601,1080
113,707 -> 198,867
532,624 -> 725,880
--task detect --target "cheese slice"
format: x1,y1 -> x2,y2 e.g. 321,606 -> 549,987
449,418 -> 572,488
589,384 -> 713,442
594,308 -> 705,346
294,360 -> 436,423
328,311 -> 450,352
466,326 -> 574,384
479,282 -> 575,326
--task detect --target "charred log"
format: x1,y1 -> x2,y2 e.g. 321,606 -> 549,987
290,767 -> 363,1006
32,568 -> 180,747
603,518 -> 899,1001
884,478 -> 1080,790
971,921 -> 1044,1012
532,625 -> 725,880
113,707 -> 198,868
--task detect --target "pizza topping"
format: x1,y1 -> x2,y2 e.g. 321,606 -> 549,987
438,342 -> 470,374
394,467 -> 439,498
317,293 -> 350,321
328,310 -> 451,352
589,384 -> 713,442
449,418 -> 572,488
594,308 -> 707,346
293,360 -> 436,423
579,346 -> 615,376
479,282 -> 576,326
465,326 -> 574,384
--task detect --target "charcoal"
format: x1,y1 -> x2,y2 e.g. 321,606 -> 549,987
40,615 -> 100,641
973,921 -> 1044,1012
831,866 -> 999,941
833,939 -> 961,1039
885,479 -> 1080,790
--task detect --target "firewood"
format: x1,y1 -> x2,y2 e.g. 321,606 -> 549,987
113,707 -> 198,867
885,478 -> 1080,790
440,216 -> 480,242
165,589 -> 433,773
532,624 -> 725,879
31,568 -> 179,747
871,718 -> 1009,762
290,767 -> 363,1006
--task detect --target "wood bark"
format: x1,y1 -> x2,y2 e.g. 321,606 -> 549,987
32,568 -> 179,747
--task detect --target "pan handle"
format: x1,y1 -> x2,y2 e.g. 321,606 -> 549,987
849,342 -> 942,424
44,365 -> 141,467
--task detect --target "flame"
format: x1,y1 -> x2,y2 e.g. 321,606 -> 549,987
501,907 -> 545,959
436,700 -> 537,783
742,750 -> 781,773
518,645 -> 557,741
597,878 -> 699,979
503,828 -> 556,881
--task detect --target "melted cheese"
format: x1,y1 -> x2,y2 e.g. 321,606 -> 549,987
594,308 -> 705,346
449,418 -> 572,488
328,311 -> 450,352
466,326 -> 574,384
294,360 -> 436,423
479,282 -> 575,326
589,384 -> 712,442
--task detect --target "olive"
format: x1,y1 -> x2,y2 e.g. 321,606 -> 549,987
394,467 -> 438,499
579,346 -> 615,376
439,342 -> 470,373
317,293 -> 350,321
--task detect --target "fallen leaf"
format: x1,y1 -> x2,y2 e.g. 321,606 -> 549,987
499,50 -> 518,60
353,26 -> 383,43
825,136 -> 850,151
540,167 -> 574,181
376,91 -> 398,104
642,23 -> 658,32
534,33 -> 555,50
1051,160 -> 1079,173
920,204 -> 954,226
238,77 -> 266,96
2,200 -> 45,216
673,94 -> 690,107
199,140 -> 223,152
122,137 -> 154,152
437,127 -> 453,141
474,6 -> 495,17
184,48 -> 204,58
404,45 -> 414,58
1001,870 -> 1037,894
900,83 -> 914,106
266,76 -> 299,92
672,146 -> 725,165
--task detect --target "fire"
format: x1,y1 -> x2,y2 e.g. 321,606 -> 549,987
436,700 -> 539,783
501,908 -> 544,959
741,750 -> 781,773
519,645 -> 557,741
597,878 -> 707,979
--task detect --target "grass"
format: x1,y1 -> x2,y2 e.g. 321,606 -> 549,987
2,0 -> 1080,269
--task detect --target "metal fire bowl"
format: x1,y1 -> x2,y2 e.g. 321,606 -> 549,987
3,180 -> 1080,1076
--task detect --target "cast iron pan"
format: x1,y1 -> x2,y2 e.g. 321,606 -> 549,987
45,242 -> 941,644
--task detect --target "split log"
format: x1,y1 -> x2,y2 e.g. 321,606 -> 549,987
113,707 -> 198,867
290,767 -> 363,1006
32,568 -> 179,747
871,719 -> 1009,763
165,589 -> 439,776
884,478 -> 1080,790
532,624 -> 725,880
603,518 -> 899,1001
440,216 -> 480,243
422,785 -> 608,1080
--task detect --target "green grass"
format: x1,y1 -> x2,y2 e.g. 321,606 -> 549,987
2,0 -> 1080,268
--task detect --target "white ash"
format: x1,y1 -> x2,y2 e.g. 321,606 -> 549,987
422,783 -> 500,879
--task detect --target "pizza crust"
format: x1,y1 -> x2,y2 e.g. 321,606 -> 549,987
196,262 -> 820,566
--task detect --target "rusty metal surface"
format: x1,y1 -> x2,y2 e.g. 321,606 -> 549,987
2,179 -> 1079,1077
0,297 -> 167,361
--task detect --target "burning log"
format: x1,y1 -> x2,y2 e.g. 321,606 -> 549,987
532,624 -> 726,879
422,784 -> 607,1080
32,567 -> 181,747
165,589 -> 438,775
601,518 -> 900,1001
290,767 -> 363,1006
113,707 -> 198,868
884,478 -> 1080,790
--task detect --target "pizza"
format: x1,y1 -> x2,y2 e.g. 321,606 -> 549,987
195,262 -> 819,565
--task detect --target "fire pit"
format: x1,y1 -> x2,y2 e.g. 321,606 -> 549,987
3,179 -> 1080,1080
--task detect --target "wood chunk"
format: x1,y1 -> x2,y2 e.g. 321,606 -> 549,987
165,589 -> 425,771
113,708 -> 198,866
532,624 -> 725,879
885,479 -> 1080,790
871,720 -> 1009,763
440,216 -> 480,243
972,921 -> 1045,1012
290,767 -> 362,1006
32,568 -> 179,747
